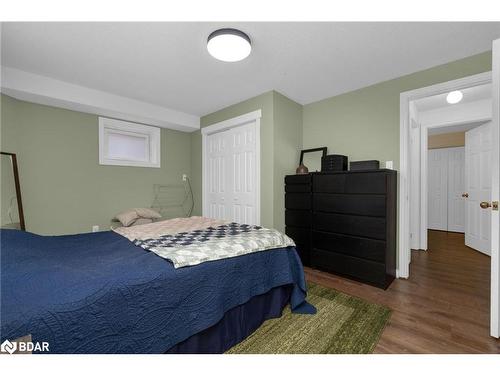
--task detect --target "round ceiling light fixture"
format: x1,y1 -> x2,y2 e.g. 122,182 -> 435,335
207,28 -> 251,62
446,90 -> 463,104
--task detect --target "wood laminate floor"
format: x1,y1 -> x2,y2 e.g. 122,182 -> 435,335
304,230 -> 500,353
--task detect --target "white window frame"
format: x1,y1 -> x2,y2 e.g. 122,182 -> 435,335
98,117 -> 161,168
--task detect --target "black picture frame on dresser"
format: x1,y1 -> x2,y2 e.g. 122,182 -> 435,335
284,169 -> 397,289
299,147 -> 327,165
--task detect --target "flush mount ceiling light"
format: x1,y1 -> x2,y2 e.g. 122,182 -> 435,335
207,28 -> 251,62
446,90 -> 463,104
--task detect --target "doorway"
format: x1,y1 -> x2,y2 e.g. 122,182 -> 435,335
426,121 -> 492,256
399,69 -> 500,338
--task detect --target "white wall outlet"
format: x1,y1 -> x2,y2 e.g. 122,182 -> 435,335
385,161 -> 394,170
182,174 -> 187,181
92,225 -> 99,232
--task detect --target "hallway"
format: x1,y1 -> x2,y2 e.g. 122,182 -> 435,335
305,230 -> 500,353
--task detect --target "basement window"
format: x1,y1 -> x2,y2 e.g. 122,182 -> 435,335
98,117 -> 161,168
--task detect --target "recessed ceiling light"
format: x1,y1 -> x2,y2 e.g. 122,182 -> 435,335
446,90 -> 463,104
207,28 -> 251,62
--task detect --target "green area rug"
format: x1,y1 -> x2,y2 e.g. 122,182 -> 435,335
226,282 -> 391,354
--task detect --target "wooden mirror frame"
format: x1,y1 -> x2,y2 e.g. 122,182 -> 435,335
1,152 -> 26,230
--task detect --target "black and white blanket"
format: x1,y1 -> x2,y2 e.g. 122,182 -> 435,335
115,217 -> 295,268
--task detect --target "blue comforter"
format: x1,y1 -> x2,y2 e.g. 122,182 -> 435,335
0,229 -> 313,353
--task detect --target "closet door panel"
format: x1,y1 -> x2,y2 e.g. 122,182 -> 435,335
447,147 -> 465,233
428,149 -> 448,231
206,132 -> 229,220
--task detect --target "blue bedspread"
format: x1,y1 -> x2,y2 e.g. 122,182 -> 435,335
0,229 -> 314,353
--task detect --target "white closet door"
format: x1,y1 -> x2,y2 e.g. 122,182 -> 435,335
228,122 -> 258,225
206,130 -> 230,220
204,120 -> 259,225
465,122 -> 492,255
447,147 -> 465,233
428,148 -> 448,231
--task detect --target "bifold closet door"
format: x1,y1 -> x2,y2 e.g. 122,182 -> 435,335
428,149 -> 448,231
227,122 -> 258,225
205,121 -> 259,225
206,130 -> 230,221
428,147 -> 465,233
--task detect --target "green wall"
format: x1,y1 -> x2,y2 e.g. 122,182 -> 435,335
301,51 -> 492,255
302,51 -> 493,171
272,92 -> 302,232
191,91 -> 302,231
1,95 -> 192,235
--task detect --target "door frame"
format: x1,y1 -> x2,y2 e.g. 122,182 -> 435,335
420,120 -> 490,250
491,38 -> 500,338
201,109 -> 262,224
399,71 -> 492,278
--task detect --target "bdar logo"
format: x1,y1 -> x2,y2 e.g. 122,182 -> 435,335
1,339 -> 17,354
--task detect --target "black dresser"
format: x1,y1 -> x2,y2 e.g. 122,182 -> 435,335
284,170 -> 397,289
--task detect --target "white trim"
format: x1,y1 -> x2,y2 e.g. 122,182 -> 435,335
202,110 -> 262,225
490,38 -> 500,338
398,71 -> 492,278
1,66 -> 200,132
201,109 -> 262,135
419,99 -> 492,126
98,117 -> 161,168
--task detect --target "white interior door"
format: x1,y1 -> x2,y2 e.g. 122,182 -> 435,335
206,130 -> 229,220
228,122 -> 258,225
490,37 -> 500,338
428,148 -> 448,231
448,147 -> 465,233
465,122 -> 492,255
203,115 -> 260,225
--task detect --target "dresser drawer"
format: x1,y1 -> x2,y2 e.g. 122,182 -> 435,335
285,210 -> 312,228
285,193 -> 311,210
312,231 -> 386,263
285,174 -> 312,185
311,248 -> 387,288
313,194 -> 386,217
286,222 -> 312,268
313,212 -> 386,240
285,184 -> 311,193
285,226 -> 310,244
313,172 -> 387,194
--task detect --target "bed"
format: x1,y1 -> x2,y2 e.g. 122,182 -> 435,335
0,217 -> 313,354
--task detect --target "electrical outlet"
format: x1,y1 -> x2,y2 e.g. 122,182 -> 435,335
92,225 -> 99,232
385,161 -> 394,170
182,174 -> 187,181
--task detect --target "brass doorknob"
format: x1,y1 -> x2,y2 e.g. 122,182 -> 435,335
480,201 -> 492,209
462,193 -> 469,198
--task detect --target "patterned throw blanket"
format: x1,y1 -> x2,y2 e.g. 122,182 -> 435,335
114,216 -> 295,268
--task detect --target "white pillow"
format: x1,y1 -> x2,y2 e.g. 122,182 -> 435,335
134,208 -> 161,219
115,210 -> 140,227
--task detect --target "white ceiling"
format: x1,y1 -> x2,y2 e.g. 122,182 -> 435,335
2,22 -> 500,116
414,83 -> 492,112
428,120 -> 489,135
